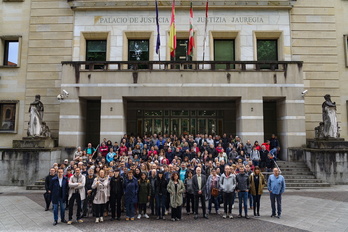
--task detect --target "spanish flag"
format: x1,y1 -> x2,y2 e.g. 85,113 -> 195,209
169,0 -> 176,57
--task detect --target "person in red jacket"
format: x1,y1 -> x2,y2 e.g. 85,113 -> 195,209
99,142 -> 109,157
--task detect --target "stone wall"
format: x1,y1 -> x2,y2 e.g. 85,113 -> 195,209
288,147 -> 348,184
0,148 -> 73,186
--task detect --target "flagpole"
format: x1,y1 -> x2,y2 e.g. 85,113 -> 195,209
155,0 -> 161,62
202,0 -> 209,68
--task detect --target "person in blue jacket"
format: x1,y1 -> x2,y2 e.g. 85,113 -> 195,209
49,168 -> 68,225
268,167 -> 286,218
123,170 -> 138,221
106,148 -> 116,164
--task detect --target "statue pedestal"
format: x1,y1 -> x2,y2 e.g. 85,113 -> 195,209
307,138 -> 348,149
13,137 -> 58,148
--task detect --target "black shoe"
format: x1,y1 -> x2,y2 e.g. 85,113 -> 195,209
254,212 -> 257,217
110,218 -> 115,221
257,213 -> 260,217
194,215 -> 198,220
156,216 -> 160,220
61,220 -> 67,223
245,215 -> 250,219
271,214 -> 276,217
238,214 -> 242,218
277,215 -> 281,219
204,214 -> 209,219
117,218 -> 121,221
45,208 -> 49,211
53,221 -> 58,226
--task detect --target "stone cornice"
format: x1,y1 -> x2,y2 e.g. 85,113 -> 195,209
67,0 -> 294,11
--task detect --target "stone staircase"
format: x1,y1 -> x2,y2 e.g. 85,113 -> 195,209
276,161 -> 331,189
26,179 -> 45,190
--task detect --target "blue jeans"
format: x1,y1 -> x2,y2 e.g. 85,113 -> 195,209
208,195 -> 219,213
248,192 -> 253,208
238,191 -> 248,216
155,194 -> 166,217
270,193 -> 282,216
125,200 -> 135,218
53,198 -> 65,222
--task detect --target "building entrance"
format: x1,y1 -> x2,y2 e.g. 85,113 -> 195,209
126,98 -> 236,137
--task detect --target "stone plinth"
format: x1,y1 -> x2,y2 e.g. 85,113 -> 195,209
13,137 -> 58,148
307,138 -> 348,149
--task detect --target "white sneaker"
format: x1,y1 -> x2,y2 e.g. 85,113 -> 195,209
144,214 -> 149,219
165,210 -> 168,215
100,217 -> 103,222
95,218 -> 99,223
137,214 -> 141,219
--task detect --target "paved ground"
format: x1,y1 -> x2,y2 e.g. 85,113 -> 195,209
0,186 -> 348,232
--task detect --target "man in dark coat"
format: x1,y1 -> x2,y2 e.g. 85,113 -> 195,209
192,167 -> 208,219
49,168 -> 68,225
44,168 -> 56,211
109,169 -> 124,220
82,168 -> 95,218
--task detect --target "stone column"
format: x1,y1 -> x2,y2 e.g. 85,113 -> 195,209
99,98 -> 126,143
277,99 -> 306,160
236,98 -> 264,144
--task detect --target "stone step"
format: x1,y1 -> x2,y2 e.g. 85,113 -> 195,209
26,185 -> 45,190
281,171 -> 314,175
285,179 -> 324,183
35,180 -> 45,186
281,175 -> 316,179
279,167 -> 311,172
277,163 -> 308,168
285,183 -> 331,188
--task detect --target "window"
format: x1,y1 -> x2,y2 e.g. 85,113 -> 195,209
86,40 -> 106,69
170,39 -> 192,69
257,39 -> 278,69
1,36 -> 21,67
128,39 -> 149,69
214,39 -> 235,69
0,103 -> 16,132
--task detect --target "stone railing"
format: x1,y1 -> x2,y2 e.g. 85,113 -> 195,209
62,60 -> 302,72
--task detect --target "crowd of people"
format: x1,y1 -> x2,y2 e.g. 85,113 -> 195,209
44,133 -> 285,226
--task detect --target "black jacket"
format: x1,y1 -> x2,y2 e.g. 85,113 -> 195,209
192,174 -> 207,196
154,177 -> 168,195
110,176 -> 124,198
45,174 -> 56,192
85,174 -> 95,192
236,173 -> 250,192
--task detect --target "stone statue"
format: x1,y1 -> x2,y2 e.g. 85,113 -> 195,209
27,95 -> 50,137
320,94 -> 338,138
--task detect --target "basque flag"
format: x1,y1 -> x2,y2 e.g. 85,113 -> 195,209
187,1 -> 195,56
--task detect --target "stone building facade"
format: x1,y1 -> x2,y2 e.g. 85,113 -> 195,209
0,0 -> 347,160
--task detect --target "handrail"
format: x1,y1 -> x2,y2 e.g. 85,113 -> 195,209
62,60 -> 302,73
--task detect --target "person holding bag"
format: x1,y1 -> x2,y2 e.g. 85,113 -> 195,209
206,168 -> 220,215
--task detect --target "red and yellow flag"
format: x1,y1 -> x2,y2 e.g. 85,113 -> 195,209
187,1 -> 195,56
169,0 -> 176,57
